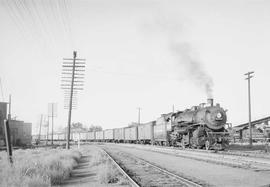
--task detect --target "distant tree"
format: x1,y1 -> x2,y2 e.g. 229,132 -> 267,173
72,122 -> 83,128
88,124 -> 102,132
128,122 -> 139,127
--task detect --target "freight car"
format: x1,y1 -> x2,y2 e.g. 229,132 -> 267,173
138,121 -> 155,144
104,129 -> 114,142
87,131 -> 95,141
95,131 -> 104,142
124,126 -> 138,143
114,128 -> 125,143
35,99 -> 229,150
153,114 -> 172,146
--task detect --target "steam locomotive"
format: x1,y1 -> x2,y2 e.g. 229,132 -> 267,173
35,99 -> 229,150
170,98 -> 229,149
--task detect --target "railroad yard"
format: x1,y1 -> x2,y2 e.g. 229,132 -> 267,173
56,143 -> 270,187
1,1 -> 270,187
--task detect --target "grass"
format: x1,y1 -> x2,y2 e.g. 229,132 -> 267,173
88,148 -> 129,186
0,148 -> 81,187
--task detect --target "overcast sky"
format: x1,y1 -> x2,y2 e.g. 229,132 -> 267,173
0,0 -> 270,134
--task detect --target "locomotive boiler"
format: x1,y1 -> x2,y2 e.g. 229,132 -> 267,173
171,99 -> 229,150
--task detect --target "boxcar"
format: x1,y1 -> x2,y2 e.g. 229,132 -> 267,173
104,129 -> 114,142
53,133 -> 59,141
153,114 -> 172,145
87,131 -> 96,141
114,128 -> 125,143
124,126 -> 138,143
48,134 -> 52,141
72,132 -> 80,141
70,132 -> 74,141
80,132 -> 88,141
138,121 -> 155,144
95,131 -> 104,141
58,133 -> 65,141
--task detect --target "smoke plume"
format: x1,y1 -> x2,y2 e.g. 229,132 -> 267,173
142,15 -> 214,98
170,41 -> 214,98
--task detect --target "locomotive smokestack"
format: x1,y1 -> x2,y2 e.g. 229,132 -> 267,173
207,98 -> 213,106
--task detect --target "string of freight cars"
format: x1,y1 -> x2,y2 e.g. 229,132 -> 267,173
35,99 -> 230,150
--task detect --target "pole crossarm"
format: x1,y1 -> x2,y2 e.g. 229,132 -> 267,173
61,51 -> 85,149
63,58 -> 86,61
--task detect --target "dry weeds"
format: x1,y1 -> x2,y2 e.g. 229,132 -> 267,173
0,148 -> 81,187
88,148 -> 129,186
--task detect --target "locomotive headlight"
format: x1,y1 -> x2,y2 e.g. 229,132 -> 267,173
216,112 -> 222,119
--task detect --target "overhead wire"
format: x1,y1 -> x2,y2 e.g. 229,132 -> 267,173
86,65 -> 179,81
20,0 -> 47,47
47,0 -> 61,53
56,0 -> 72,50
4,0 -> 28,39
32,0 -> 60,53
62,0 -> 74,48
4,0 -> 74,53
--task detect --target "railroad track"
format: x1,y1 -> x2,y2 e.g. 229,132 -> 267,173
101,148 -> 140,187
101,147 -> 203,187
115,143 -> 270,172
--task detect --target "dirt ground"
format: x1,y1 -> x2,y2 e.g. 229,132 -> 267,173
103,144 -> 270,187
102,147 -> 191,187
60,145 -> 131,187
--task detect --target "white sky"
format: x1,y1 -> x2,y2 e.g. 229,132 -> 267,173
0,0 -> 270,134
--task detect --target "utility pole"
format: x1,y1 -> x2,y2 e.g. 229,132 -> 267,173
38,114 -> 43,143
4,95 -> 12,163
244,71 -> 254,147
51,105 -> 54,145
46,116 -> 49,145
137,107 -> 141,125
8,95 -> 11,121
48,103 -> 57,145
172,105 -> 175,113
61,51 -> 85,149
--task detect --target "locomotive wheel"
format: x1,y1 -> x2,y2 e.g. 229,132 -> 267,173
205,140 -> 210,150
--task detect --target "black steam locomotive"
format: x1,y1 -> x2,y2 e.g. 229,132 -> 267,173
170,98 -> 229,149
34,99 -> 229,150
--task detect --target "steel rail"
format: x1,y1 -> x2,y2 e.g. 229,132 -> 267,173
130,154 -> 203,187
102,147 -> 202,187
100,148 -> 141,187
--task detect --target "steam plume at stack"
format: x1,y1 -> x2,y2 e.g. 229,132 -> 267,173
142,15 -> 214,98
170,42 -> 214,98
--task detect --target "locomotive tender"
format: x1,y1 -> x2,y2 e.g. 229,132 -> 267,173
35,99 -> 229,150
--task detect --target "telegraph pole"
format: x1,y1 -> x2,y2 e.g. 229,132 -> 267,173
38,114 -> 43,142
244,71 -> 254,147
5,95 -> 12,163
51,104 -> 54,145
46,116 -> 49,145
8,95 -> 11,121
61,51 -> 85,149
0,101 -> 11,163
137,107 -> 141,125
48,103 -> 57,145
